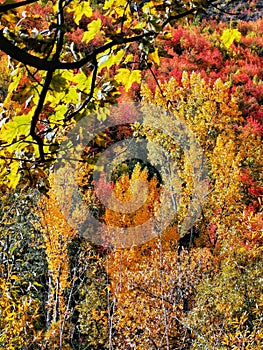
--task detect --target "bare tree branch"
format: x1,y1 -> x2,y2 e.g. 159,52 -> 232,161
30,70 -> 53,160
0,30 -> 154,71
162,8 -> 198,28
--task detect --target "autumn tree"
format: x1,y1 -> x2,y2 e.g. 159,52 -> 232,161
75,240 -> 109,349
35,171 -> 113,349
106,240 -> 214,349
136,71 -> 263,347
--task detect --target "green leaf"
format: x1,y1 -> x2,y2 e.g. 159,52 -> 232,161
83,19 -> 102,44
50,72 -> 68,92
115,68 -> 141,92
220,29 -> 241,49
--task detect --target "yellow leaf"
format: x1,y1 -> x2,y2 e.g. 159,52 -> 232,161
98,49 -> 125,71
115,68 -> 141,92
103,0 -> 126,11
3,69 -> 21,106
0,113 -> 32,142
9,161 -> 20,189
124,53 -> 134,63
71,70 -> 92,92
103,0 -> 115,10
67,0 -> 93,25
83,18 -> 102,44
10,275 -> 19,280
220,29 -> 241,49
148,48 -> 160,66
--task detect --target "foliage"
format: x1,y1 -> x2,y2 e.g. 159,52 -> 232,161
36,182 -> 78,349
146,17 -> 263,125
0,187 -> 46,349
132,72 -> 263,347
0,276 -> 42,350
188,225 -> 263,349
76,241 -> 109,349
107,242 -> 213,349
0,0 -> 221,188
0,1 -> 262,349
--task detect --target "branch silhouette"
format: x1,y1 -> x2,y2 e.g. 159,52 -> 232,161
0,0 -> 37,12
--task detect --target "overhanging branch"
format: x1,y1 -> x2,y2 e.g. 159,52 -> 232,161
0,30 -> 154,71
30,70 -> 53,161
0,0 -> 38,12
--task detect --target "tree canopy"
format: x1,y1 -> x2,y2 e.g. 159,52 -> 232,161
0,0 -> 244,188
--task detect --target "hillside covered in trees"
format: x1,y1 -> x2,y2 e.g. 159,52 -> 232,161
0,0 -> 262,349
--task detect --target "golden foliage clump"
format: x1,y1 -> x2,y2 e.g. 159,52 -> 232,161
139,71 -> 258,242
37,176 -> 77,349
104,163 -> 160,226
106,241 -> 213,349
126,72 -> 263,347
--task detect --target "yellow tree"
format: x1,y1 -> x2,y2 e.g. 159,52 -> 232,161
139,72 -> 245,243
187,219 -> 263,349
36,168 -> 112,349
103,162 -> 162,247
37,177 -> 76,349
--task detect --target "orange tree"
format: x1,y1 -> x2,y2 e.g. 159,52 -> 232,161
34,178 -> 111,349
